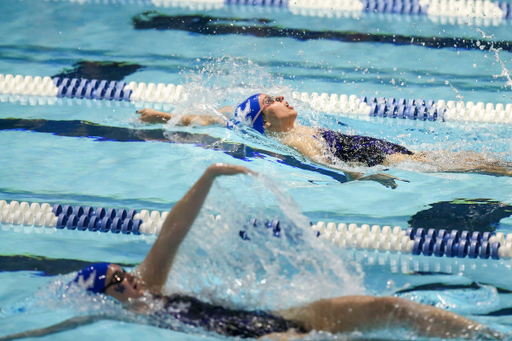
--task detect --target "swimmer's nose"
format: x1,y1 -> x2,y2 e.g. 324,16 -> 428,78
277,95 -> 284,102
125,273 -> 135,283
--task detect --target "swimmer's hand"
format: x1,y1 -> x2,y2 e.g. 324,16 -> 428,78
136,108 -> 172,124
360,173 -> 409,189
206,163 -> 255,178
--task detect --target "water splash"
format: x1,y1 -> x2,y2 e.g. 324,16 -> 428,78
164,172 -> 365,311
444,80 -> 464,103
166,56 -> 292,120
161,57 -> 332,165
476,29 -> 512,91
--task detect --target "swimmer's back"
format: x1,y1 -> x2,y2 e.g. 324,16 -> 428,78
319,129 -> 413,167
154,294 -> 306,338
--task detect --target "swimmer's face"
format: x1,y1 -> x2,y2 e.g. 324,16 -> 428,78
259,94 -> 297,133
103,264 -> 144,302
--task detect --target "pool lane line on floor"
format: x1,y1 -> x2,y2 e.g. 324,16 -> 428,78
0,255 -> 138,276
1,199 -> 512,260
1,74 -> 512,125
130,12 -> 510,52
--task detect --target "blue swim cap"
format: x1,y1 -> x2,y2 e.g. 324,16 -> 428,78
233,94 -> 265,134
73,263 -> 110,293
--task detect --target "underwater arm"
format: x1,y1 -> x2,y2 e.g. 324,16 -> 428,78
326,165 -> 408,189
137,163 -> 253,294
325,167 -> 408,189
136,108 -> 226,126
0,315 -> 109,341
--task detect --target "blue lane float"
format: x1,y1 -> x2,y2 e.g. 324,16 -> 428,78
51,204 -> 142,234
364,96 -> 445,121
53,77 -> 132,102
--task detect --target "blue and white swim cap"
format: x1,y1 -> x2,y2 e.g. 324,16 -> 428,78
233,93 -> 265,134
73,262 -> 110,293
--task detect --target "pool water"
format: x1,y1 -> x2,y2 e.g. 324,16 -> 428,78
1,0 -> 512,340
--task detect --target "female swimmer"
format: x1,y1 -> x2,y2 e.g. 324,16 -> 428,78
136,94 -> 512,188
0,164 -> 502,341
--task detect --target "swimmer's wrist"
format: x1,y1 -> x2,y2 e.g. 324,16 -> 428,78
204,163 -> 251,179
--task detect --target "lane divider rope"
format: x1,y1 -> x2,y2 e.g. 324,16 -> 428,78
69,0 -> 225,10
0,200 -> 168,235
0,74 -> 187,105
55,0 -> 510,26
1,200 -> 510,261
2,74 -> 511,124
311,220 -> 512,260
292,91 -> 512,124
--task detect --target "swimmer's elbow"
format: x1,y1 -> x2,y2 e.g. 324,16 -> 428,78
343,171 -> 363,182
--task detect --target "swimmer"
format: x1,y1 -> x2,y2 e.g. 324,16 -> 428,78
0,164 -> 503,341
136,94 -> 512,188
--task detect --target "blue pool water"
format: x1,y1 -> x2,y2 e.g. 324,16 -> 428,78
1,0 -> 512,340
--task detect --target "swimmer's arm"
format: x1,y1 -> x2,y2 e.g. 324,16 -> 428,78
218,105 -> 233,114
137,163 -> 253,294
136,108 -> 227,126
0,315 -> 113,341
322,162 -> 408,189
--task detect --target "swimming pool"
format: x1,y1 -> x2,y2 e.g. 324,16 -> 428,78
1,0 -> 512,339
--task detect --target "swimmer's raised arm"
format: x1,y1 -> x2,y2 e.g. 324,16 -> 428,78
136,163 -> 253,294
136,108 -> 227,126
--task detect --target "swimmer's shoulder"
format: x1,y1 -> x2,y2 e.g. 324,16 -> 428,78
288,125 -> 321,138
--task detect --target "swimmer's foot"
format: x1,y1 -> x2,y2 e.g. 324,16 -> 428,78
359,173 -> 409,189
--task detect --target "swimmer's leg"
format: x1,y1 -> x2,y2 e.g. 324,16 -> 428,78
276,296 -> 499,339
386,151 -> 512,177
462,166 -> 512,177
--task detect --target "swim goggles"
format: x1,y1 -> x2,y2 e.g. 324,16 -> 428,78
262,95 -> 282,106
101,269 -> 126,293
251,96 -> 282,126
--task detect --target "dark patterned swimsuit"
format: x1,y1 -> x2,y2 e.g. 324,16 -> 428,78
319,129 -> 414,167
154,294 -> 307,338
